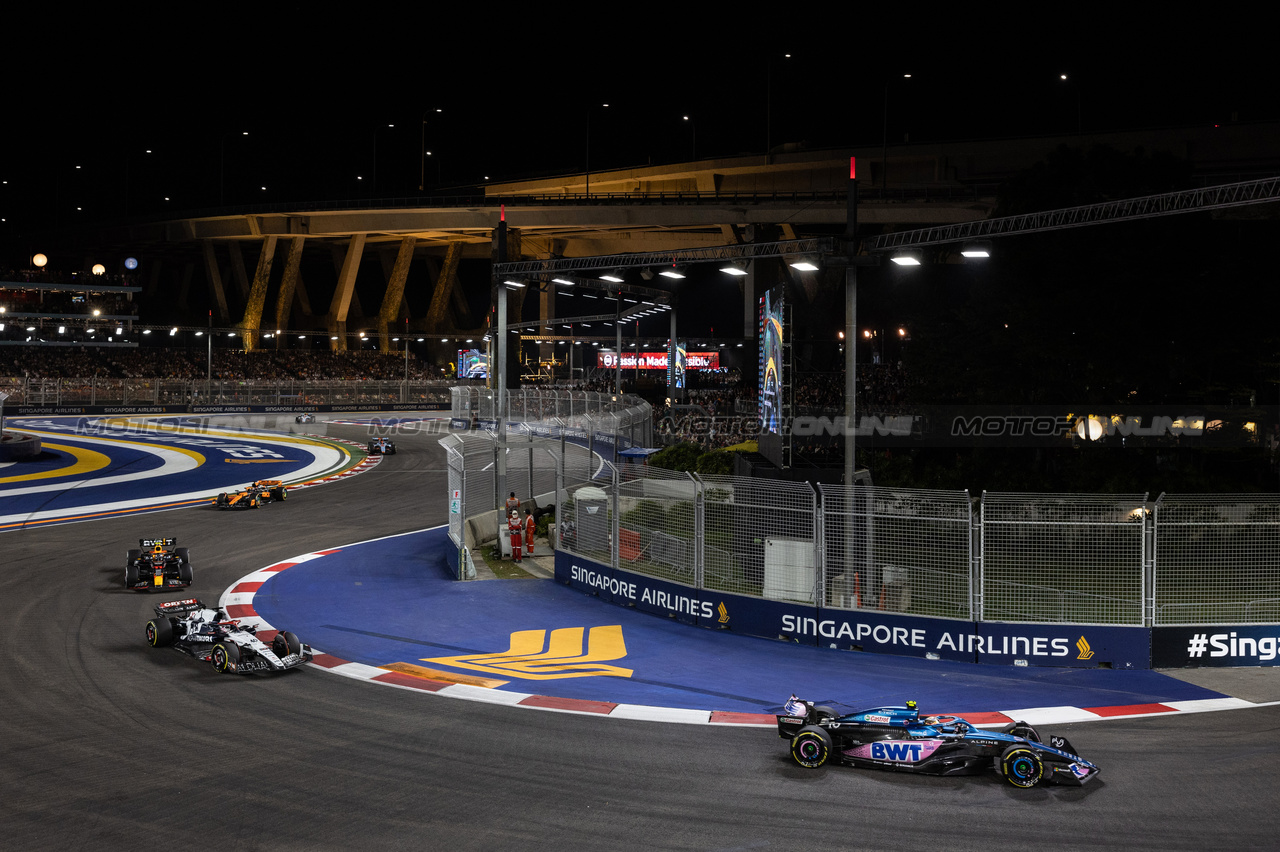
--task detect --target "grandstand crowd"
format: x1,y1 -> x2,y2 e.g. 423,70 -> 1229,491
0,347 -> 447,382
651,364 -> 910,458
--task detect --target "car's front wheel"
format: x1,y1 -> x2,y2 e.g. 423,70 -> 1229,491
1006,722 -> 1041,743
272,631 -> 302,658
790,725 -> 834,768
1000,745 -> 1044,788
211,642 -> 241,673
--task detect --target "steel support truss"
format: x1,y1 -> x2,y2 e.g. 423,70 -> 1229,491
865,177 -> 1280,252
494,237 -> 833,283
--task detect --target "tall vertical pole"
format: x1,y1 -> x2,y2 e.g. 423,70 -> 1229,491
668,307 -> 677,403
206,310 -> 212,400
496,213 -> 508,510
845,158 -> 858,488
614,294 -> 622,396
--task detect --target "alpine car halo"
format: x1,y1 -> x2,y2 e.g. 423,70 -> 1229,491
778,695 -> 1099,788
126,537 -> 193,592
145,598 -> 313,674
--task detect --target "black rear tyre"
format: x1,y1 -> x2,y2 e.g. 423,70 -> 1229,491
146,618 -> 174,647
790,725 -> 834,768
125,563 -> 140,588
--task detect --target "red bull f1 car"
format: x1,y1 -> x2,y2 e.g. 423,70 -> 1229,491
145,598 -> 313,674
367,437 -> 396,455
214,480 -> 288,509
125,537 -> 193,592
778,696 -> 1099,788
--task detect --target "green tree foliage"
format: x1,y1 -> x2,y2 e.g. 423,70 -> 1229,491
649,442 -> 704,472
695,450 -> 735,476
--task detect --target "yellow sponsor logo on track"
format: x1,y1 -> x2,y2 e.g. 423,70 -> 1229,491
425,626 -> 633,680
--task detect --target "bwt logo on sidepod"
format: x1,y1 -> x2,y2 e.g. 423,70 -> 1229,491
870,742 -> 924,762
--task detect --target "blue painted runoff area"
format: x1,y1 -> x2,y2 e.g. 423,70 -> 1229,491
250,527 -> 1226,715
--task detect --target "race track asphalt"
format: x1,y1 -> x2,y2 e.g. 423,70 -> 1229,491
2,415 -> 1278,851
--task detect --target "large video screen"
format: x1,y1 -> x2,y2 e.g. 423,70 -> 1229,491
674,342 -> 687,389
457,348 -> 488,379
596,351 -> 719,370
759,286 -> 784,435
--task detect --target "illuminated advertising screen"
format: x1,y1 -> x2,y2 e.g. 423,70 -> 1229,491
674,343 -> 687,389
597,351 -> 719,370
457,348 -> 488,379
759,286 -> 784,435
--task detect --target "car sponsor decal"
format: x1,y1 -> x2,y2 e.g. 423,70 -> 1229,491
846,739 -> 945,763
863,714 -> 891,724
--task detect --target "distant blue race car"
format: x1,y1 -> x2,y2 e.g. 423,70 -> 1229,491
777,696 -> 1099,788
367,437 -> 396,455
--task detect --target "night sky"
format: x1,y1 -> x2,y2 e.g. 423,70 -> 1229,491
4,8 -> 1275,233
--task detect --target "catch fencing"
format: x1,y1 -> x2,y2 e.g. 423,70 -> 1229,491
441,387 -> 652,559
442,389 -> 1280,628
553,471 -> 1280,628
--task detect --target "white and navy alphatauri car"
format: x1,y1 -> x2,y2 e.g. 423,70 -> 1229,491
145,598 -> 313,675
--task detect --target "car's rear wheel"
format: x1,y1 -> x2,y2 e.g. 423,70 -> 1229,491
790,725 -> 834,768
812,704 -> 837,721
211,642 -> 240,673
178,561 -> 194,584
125,562 -> 140,588
146,618 -> 174,647
216,493 -> 228,509
1000,745 -> 1044,788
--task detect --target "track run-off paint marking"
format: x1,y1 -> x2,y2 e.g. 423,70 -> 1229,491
220,531 -> 1271,727
0,416 -> 376,530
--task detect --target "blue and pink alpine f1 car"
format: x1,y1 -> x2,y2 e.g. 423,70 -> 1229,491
777,696 -> 1099,788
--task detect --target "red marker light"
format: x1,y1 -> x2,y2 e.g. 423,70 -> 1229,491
850,157 -> 856,180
